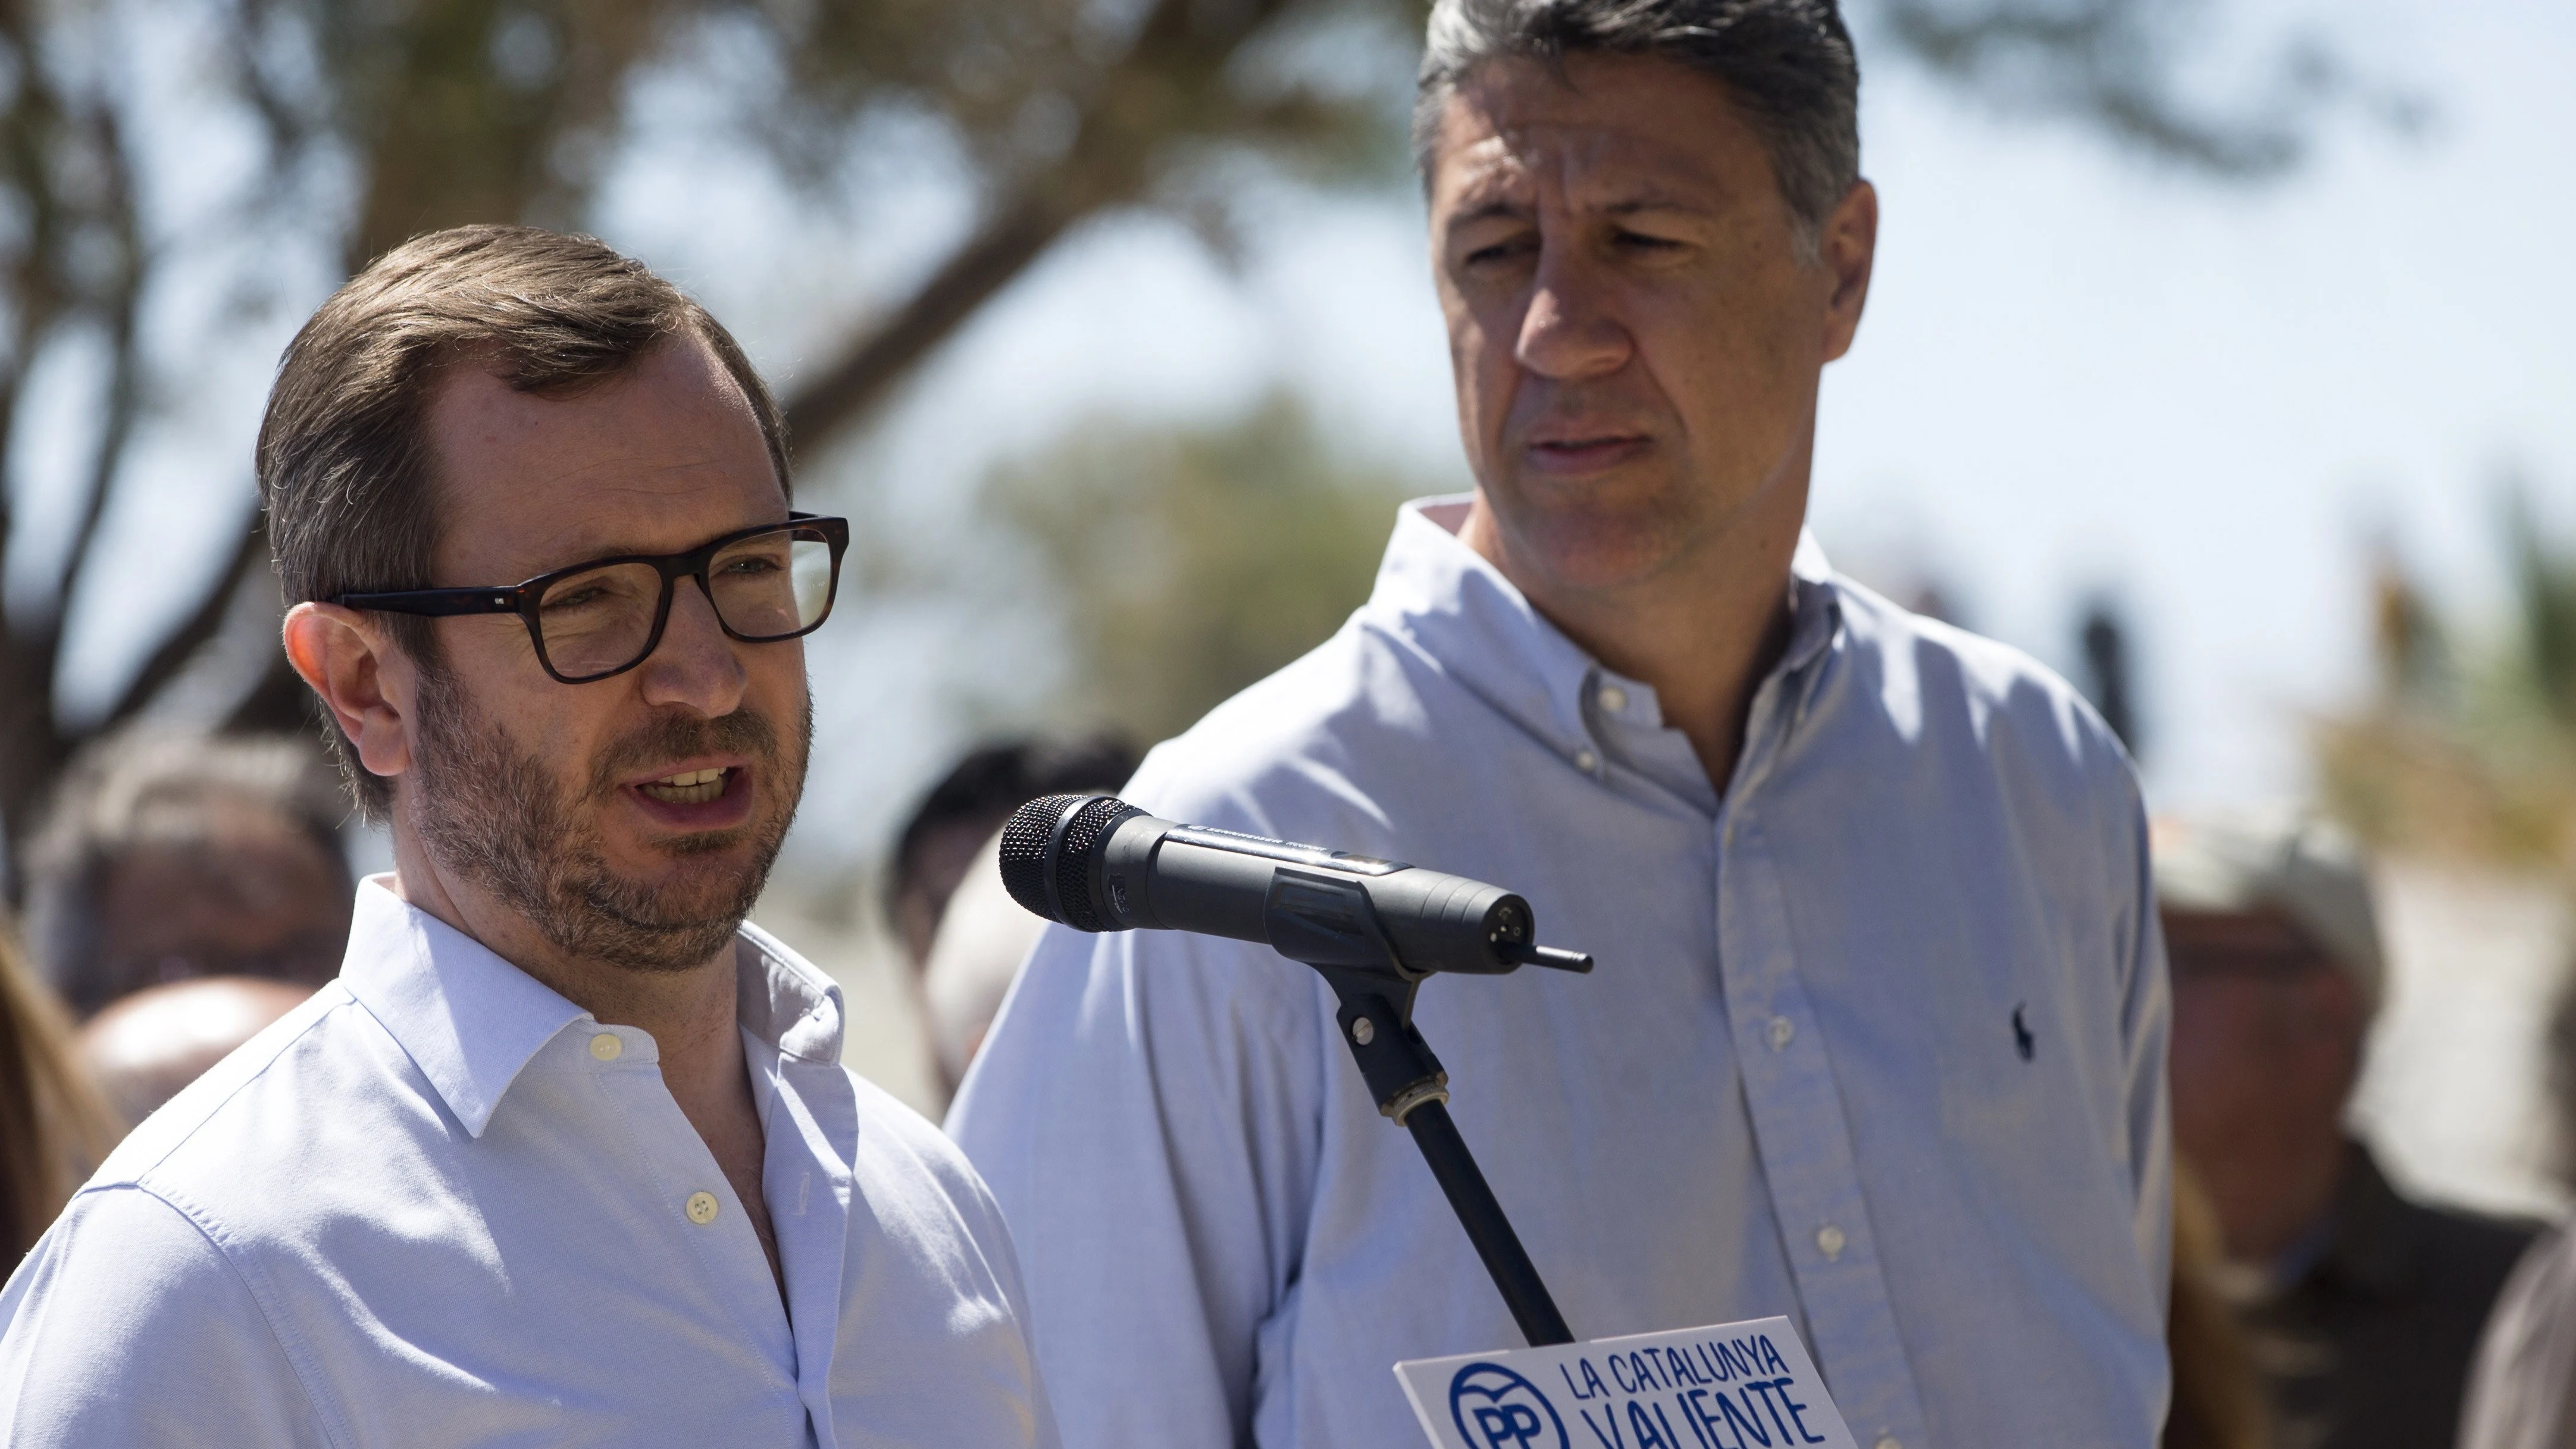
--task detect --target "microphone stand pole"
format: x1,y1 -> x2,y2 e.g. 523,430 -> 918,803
1306,960 -> 1576,1348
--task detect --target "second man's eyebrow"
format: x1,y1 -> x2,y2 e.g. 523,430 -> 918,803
1446,192 -> 1717,230
1601,194 -> 1714,218
1446,198 -> 1533,229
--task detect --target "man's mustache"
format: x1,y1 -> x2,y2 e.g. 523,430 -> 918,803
584,709 -> 784,799
1504,389 -> 1663,446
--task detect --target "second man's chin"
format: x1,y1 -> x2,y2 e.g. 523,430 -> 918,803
1494,522 -> 1693,594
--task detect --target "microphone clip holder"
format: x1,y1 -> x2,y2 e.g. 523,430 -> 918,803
1263,867 -> 1578,1348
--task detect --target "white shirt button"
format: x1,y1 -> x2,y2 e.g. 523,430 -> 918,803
589,1032 -> 622,1062
685,1191 -> 720,1225
1766,1015 -> 1795,1050
1875,1437 -> 1902,1449
1817,1223 -> 1846,1260
1572,748 -> 1599,773
1597,684 -> 1628,713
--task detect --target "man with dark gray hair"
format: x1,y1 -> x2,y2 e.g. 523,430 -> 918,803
952,2 -> 2169,1447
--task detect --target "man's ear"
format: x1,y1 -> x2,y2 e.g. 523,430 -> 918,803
282,603 -> 418,784
1818,178 -> 1877,364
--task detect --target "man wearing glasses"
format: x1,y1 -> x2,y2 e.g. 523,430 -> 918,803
0,226 -> 1057,1447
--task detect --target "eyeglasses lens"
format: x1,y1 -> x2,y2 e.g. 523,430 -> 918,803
536,562 -> 663,680
710,530 -> 835,639
532,526 -> 837,681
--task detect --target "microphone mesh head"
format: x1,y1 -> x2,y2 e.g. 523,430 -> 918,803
998,795 -> 1084,923
1051,796 -> 1131,932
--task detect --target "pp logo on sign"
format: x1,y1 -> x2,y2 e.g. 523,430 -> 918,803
1447,1363 -> 1567,1449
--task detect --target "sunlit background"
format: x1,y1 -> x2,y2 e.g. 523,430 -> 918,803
4,0 -> 2572,1200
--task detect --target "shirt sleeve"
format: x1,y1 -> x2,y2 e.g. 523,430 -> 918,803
2117,787 -> 2176,1313
0,1185 -> 331,1448
2458,1227 -> 2576,1449
947,916 -> 1328,1449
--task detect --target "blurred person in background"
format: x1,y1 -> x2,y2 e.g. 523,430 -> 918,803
952,2 -> 2175,1445
23,730 -> 353,1019
0,226 -> 1054,1446
76,977 -> 315,1131
1,918 -> 116,1268
2168,1163 -> 2277,1449
887,737 -> 1138,971
887,737 -> 1136,1096
2456,978 -> 2576,1449
2158,812 -> 2534,1449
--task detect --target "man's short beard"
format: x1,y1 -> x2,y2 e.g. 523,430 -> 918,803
407,661 -> 808,973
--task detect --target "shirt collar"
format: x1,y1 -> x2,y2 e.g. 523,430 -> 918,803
1360,495 -> 1845,774
734,919 -> 848,1066
339,877 -> 847,1138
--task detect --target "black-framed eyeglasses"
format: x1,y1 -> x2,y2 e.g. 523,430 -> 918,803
333,514 -> 850,684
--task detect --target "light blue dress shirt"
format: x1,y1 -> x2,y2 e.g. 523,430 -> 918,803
0,879 -> 1057,1448
949,498 -> 2171,1449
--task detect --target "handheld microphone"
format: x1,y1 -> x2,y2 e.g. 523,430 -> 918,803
997,793 -> 1593,981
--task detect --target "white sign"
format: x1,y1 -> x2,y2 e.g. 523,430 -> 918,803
1394,1317 -> 1857,1449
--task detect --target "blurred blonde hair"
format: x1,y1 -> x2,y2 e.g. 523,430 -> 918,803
2165,1163 -> 2274,1449
1,916 -> 117,1262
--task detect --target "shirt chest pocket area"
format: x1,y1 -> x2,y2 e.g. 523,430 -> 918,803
1922,916 -> 2139,1230
1927,937 -> 2068,1147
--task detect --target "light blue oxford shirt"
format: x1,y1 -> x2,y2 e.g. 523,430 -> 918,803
949,498 -> 2171,1449
0,878 -> 1057,1448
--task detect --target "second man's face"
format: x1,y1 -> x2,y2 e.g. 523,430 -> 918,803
1427,54 -> 1873,596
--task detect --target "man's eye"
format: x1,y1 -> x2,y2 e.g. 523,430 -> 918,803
1614,230 -> 1684,251
1460,236 -> 1532,267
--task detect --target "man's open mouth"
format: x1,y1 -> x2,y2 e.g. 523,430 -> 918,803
638,767 -> 731,805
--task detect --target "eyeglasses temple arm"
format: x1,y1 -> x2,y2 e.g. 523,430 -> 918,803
331,588 -> 525,617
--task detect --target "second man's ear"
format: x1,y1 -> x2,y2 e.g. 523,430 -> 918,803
1820,179 -> 1879,364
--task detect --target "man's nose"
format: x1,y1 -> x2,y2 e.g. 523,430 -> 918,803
1513,243 -> 1630,380
634,577 -> 749,718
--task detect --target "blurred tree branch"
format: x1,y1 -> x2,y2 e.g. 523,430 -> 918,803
0,0 -> 152,883
1872,0 -> 2414,178
776,0 -> 1391,446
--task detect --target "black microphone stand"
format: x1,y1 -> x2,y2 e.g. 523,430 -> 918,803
1267,873 -> 1578,1348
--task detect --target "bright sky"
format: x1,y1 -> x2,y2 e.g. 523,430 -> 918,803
23,0 -> 2574,872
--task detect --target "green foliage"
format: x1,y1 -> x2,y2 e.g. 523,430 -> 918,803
988,394 -> 1435,744
2511,493 -> 2576,731
2317,489 -> 2576,877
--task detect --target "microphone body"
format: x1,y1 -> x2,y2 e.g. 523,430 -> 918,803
1000,794 -> 1591,980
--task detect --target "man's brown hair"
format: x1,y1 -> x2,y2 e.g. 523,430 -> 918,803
258,225 -> 792,816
